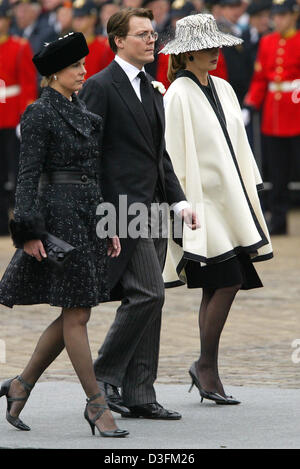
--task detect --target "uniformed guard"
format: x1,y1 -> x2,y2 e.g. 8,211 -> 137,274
242,0 -> 272,75
72,0 -> 114,79
96,0 -> 121,37
215,0 -> 253,104
0,0 -> 37,235
239,1 -> 272,163
11,0 -> 58,55
245,0 -> 300,235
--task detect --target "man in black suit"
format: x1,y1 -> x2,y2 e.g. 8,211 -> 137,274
79,7 -> 198,420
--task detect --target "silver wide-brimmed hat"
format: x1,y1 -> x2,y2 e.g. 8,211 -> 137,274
159,14 -> 243,55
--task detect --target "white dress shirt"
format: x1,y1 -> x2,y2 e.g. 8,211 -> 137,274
114,55 -> 145,101
114,55 -> 190,216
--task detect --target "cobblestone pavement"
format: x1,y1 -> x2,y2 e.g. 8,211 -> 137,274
0,211 -> 299,389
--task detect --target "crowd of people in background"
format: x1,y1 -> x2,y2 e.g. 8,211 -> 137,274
0,0 -> 300,236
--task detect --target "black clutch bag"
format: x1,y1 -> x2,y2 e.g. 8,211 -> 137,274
43,233 -> 75,269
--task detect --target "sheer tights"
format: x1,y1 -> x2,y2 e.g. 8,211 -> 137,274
195,284 -> 241,397
7,308 -> 117,432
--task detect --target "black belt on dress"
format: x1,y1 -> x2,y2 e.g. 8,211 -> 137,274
39,171 -> 97,185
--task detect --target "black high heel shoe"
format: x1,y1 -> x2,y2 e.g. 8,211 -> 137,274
222,395 -> 241,405
188,362 -> 240,405
84,392 -> 129,438
0,375 -> 34,431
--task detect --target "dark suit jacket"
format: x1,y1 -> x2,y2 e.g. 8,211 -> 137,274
79,60 -> 186,298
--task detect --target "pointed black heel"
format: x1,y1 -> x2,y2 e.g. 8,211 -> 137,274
84,392 -> 129,438
188,380 -> 205,402
188,362 -> 241,405
0,375 -> 34,431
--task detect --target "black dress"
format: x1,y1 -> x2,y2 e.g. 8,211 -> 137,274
0,87 -> 109,308
176,70 -> 262,291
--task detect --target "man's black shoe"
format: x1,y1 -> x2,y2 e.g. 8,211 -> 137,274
97,380 -> 130,415
121,402 -> 182,420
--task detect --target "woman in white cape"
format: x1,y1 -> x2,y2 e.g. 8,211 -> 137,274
160,14 -> 273,405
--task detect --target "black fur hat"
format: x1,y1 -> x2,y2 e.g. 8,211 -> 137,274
32,32 -> 89,77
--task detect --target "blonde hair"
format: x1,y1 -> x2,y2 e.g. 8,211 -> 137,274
40,75 -> 55,88
167,53 -> 187,83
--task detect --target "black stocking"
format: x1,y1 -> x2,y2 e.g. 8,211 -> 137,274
196,284 -> 241,396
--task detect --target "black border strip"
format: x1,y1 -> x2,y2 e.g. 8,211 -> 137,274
257,183 -> 264,192
181,239 -> 271,265
164,280 -> 185,288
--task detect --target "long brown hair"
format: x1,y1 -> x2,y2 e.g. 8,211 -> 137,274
167,53 -> 187,83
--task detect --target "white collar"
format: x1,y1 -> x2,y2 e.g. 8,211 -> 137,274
114,55 -> 146,82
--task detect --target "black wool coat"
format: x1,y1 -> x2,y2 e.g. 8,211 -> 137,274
79,60 -> 186,300
0,86 -> 109,308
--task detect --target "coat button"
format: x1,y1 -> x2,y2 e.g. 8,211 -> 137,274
81,174 -> 88,182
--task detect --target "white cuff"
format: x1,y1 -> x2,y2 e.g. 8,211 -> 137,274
173,201 -> 191,216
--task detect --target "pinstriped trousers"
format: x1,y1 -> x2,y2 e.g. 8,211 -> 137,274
94,233 -> 167,406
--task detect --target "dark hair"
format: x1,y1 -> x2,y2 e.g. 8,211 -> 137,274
107,7 -> 154,54
167,53 -> 187,83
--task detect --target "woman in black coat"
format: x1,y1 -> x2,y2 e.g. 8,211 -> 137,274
0,33 -> 128,438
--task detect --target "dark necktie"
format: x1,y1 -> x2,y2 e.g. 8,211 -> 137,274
137,71 -> 155,126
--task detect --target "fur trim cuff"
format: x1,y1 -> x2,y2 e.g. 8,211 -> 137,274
9,215 -> 47,248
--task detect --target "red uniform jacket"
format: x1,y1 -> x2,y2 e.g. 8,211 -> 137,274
0,36 -> 37,128
84,36 -> 115,80
209,50 -> 229,81
244,30 -> 300,137
156,52 -> 170,90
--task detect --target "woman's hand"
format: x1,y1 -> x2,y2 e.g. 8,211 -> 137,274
107,235 -> 121,258
180,207 -> 201,230
24,240 -> 47,261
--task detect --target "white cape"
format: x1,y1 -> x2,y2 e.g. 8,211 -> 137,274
163,75 -> 273,286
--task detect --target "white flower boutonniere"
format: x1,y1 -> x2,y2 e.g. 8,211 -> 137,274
151,81 -> 166,95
